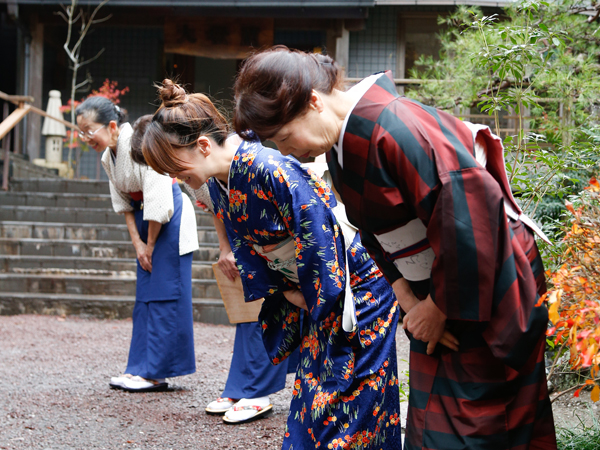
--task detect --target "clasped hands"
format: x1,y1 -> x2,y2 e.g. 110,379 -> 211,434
135,241 -> 154,273
392,278 -> 459,355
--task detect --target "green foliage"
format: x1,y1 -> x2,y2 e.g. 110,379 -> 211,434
556,407 -> 600,450
407,0 -> 600,252
398,359 -> 409,403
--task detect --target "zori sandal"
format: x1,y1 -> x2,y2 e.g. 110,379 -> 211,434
205,397 -> 238,415
109,374 -> 133,389
223,398 -> 273,424
120,376 -> 168,392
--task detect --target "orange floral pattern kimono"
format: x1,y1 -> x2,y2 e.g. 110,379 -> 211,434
206,138 -> 402,449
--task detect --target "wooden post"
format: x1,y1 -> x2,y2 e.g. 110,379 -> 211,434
25,15 -> 44,161
334,20 -> 349,77
2,103 -> 11,191
396,15 -> 406,94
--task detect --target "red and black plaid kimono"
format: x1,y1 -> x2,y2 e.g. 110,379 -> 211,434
327,71 -> 556,450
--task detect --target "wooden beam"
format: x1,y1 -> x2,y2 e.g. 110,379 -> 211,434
0,105 -> 31,142
28,104 -> 79,131
0,91 -> 35,104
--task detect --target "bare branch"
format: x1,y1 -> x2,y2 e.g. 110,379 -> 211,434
62,1 -> 76,57
71,0 -> 110,56
78,48 -> 105,68
54,11 -> 69,23
550,379 -> 597,403
91,13 -> 113,25
63,44 -> 77,64
547,340 -> 568,382
74,78 -> 91,91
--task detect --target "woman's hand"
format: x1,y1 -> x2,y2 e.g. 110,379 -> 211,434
402,295 -> 459,355
284,290 -> 308,311
218,250 -> 239,282
391,278 -> 420,313
136,241 -> 154,273
395,286 -> 459,354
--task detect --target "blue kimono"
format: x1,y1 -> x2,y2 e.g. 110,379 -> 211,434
207,138 -> 402,449
221,321 -> 294,400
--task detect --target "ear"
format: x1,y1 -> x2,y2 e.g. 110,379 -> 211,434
108,120 -> 119,132
196,136 -> 212,156
309,90 -> 325,113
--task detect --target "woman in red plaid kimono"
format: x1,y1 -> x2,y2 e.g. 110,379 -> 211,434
233,47 -> 557,450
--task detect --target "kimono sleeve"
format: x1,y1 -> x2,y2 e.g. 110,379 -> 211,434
263,160 -> 346,323
257,293 -> 303,365
425,168 -> 505,322
359,229 -> 403,285
183,183 -> 214,213
375,106 -> 505,323
101,152 -> 133,214
140,167 -> 174,224
107,180 -> 133,214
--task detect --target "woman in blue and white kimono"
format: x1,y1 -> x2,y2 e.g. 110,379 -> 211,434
75,100 -> 199,392
142,80 -> 403,449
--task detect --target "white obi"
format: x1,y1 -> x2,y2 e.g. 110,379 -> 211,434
374,219 -> 434,282
253,237 -> 299,284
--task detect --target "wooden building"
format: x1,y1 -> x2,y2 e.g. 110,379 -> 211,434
0,0 -> 509,178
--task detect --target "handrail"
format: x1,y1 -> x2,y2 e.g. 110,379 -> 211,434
0,91 -> 79,131
0,91 -> 34,104
0,91 -> 80,190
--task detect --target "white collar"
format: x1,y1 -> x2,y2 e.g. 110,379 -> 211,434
333,73 -> 383,169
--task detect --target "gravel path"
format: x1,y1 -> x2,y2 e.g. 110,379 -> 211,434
0,315 -> 596,449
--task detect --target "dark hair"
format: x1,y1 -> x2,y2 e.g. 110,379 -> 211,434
130,114 -> 153,165
75,96 -> 126,126
142,79 -> 230,176
233,46 -> 344,141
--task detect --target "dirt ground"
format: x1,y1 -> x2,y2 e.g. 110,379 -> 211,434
0,315 -> 597,450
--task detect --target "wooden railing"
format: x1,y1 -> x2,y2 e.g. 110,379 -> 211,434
346,77 -> 571,142
0,91 -> 79,190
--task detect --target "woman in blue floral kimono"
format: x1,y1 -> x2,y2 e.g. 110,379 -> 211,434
142,80 -> 402,449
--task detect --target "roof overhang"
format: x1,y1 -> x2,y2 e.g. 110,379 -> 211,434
12,0 -> 375,6
374,0 -> 513,6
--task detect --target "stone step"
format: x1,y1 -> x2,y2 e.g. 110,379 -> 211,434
0,292 -> 230,325
0,190 -> 112,208
9,178 -> 109,194
0,237 -> 220,260
0,205 -> 214,227
0,221 -> 219,244
0,255 -> 217,280
0,273 -> 221,299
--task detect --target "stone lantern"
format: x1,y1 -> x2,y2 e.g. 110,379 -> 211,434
34,90 -> 70,177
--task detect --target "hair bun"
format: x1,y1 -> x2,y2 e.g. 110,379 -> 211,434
158,79 -> 187,107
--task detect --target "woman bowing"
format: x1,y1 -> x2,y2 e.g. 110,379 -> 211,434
233,47 -> 557,450
76,98 -> 198,392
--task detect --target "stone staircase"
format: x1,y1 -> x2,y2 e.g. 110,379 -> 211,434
0,178 -> 230,325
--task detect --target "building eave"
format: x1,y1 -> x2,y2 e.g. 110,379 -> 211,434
375,0 -> 514,6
